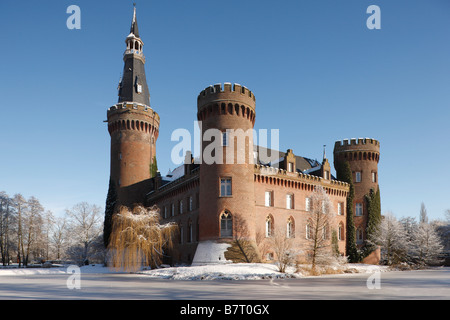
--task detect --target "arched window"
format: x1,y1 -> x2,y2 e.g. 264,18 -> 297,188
287,217 -> 294,238
220,211 -> 232,238
188,220 -> 193,243
265,215 -> 274,238
356,228 -> 364,244
338,222 -> 344,241
306,220 -> 313,240
179,223 -> 184,244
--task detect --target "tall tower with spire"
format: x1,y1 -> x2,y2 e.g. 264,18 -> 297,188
107,6 -> 160,207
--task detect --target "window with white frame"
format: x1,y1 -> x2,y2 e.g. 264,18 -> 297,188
372,171 -> 377,183
338,202 -> 343,215
287,218 -> 294,238
355,171 -> 361,183
220,178 -> 232,197
305,197 -> 311,212
355,203 -> 363,216
265,191 -> 273,207
288,162 -> 294,172
286,194 -> 293,209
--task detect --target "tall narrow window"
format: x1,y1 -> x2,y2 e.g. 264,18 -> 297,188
265,191 -> 273,207
305,197 -> 311,212
372,171 -> 377,183
356,228 -> 364,244
286,194 -> 293,209
287,217 -> 294,238
188,220 -> 193,243
220,211 -> 233,238
189,196 -> 193,211
338,223 -> 344,241
179,224 -> 184,244
222,131 -> 229,146
338,202 -> 343,215
265,215 -> 274,238
306,222 -> 312,240
288,162 -> 294,172
220,178 -> 232,197
179,200 -> 183,214
355,171 -> 361,183
355,203 -> 363,216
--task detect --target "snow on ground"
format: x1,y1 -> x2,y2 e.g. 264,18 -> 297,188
0,263 -> 390,280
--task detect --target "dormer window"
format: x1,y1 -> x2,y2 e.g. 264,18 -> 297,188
135,76 -> 142,94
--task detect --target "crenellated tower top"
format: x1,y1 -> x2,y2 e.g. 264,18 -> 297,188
197,83 -> 256,125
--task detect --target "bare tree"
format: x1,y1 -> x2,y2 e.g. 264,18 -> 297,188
306,186 -> 335,271
267,227 -> 297,273
66,202 -> 103,265
108,205 -> 177,271
50,215 -> 68,261
224,213 -> 260,263
23,197 -> 45,265
420,202 -> 428,224
0,192 -> 13,265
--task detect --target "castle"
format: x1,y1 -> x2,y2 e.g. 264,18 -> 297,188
106,8 -> 381,265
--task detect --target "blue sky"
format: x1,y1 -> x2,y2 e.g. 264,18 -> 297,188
0,0 -> 449,221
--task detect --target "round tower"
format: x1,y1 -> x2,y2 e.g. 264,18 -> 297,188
196,83 -> 256,243
333,138 -> 380,243
107,7 -> 159,207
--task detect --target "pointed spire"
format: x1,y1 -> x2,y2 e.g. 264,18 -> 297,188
130,3 -> 140,38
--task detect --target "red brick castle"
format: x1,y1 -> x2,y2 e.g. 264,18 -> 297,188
106,8 -> 381,265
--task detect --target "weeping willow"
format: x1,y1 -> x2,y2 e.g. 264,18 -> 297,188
108,205 -> 177,272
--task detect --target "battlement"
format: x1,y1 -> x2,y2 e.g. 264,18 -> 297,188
334,138 -> 380,152
197,83 -> 256,110
107,102 -> 160,121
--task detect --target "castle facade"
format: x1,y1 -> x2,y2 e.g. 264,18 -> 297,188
106,8 -> 380,265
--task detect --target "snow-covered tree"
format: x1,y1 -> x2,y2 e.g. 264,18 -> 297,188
108,205 -> 177,271
368,213 -> 409,265
50,215 -> 68,261
66,202 -> 103,265
410,222 -> 444,266
305,186 -> 336,270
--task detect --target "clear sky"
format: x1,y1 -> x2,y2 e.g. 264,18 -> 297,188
0,0 -> 449,221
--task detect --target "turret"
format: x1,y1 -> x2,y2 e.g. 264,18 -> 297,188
196,83 -> 256,242
107,6 -> 159,207
333,138 -> 380,244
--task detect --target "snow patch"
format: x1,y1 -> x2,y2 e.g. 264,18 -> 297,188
191,240 -> 232,266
